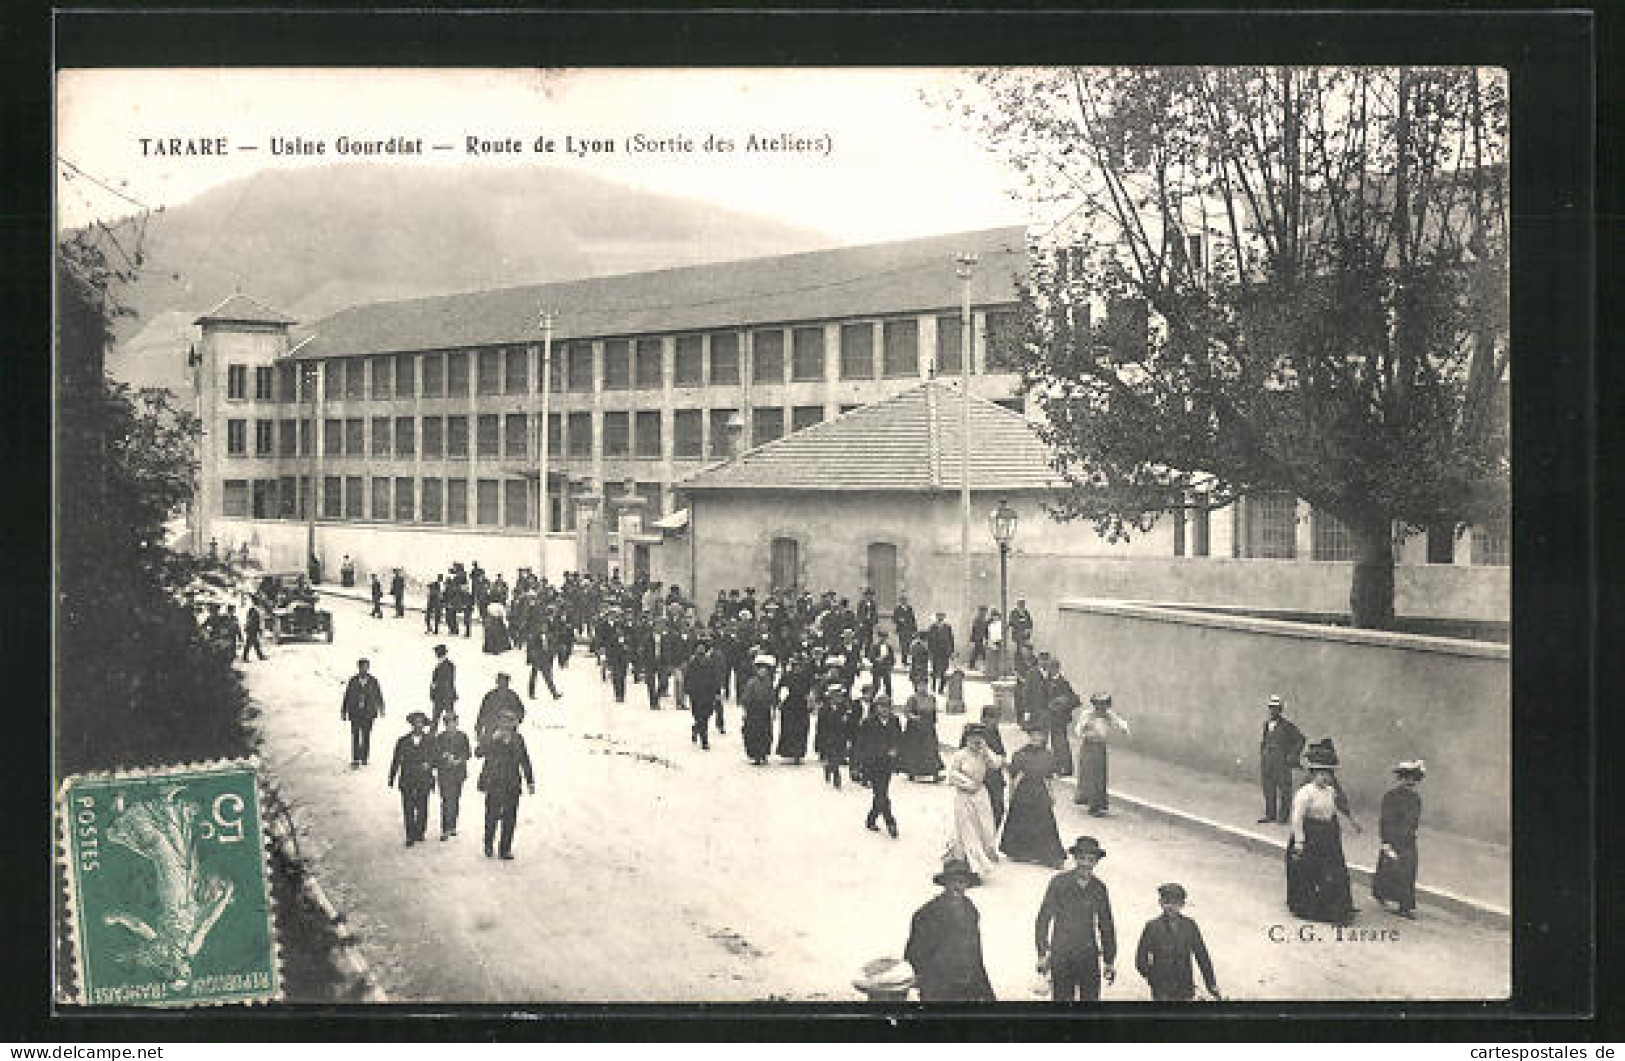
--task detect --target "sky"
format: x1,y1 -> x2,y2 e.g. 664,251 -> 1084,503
55,68 -> 1035,243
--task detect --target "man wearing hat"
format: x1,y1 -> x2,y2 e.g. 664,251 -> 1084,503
903,858 -> 996,1002
433,711 -> 472,840
741,654 -> 778,765
474,673 -> 525,744
682,635 -> 726,751
854,694 -> 903,837
475,707 -> 535,860
339,658 -> 386,768
1372,760 -> 1426,919
429,644 -> 458,730
1133,884 -> 1221,1002
1258,694 -> 1307,824
387,711 -> 437,846
815,679 -> 854,788
926,611 -> 955,694
1034,836 -> 1118,1002
1045,658 -> 1083,781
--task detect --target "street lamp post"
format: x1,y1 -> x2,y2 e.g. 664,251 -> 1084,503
988,498 -> 1018,679
536,310 -> 554,580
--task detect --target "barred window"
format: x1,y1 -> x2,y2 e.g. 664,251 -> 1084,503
371,417 -> 391,457
1243,491 -> 1298,559
278,419 -> 298,457
567,412 -> 592,457
422,353 -> 445,398
752,329 -> 784,384
299,419 -> 313,457
344,476 -> 363,520
447,352 -> 469,396
567,342 -> 594,392
603,412 -> 630,456
345,418 -> 365,456
477,349 -> 502,396
792,327 -> 825,381
477,414 -> 499,457
604,340 -> 631,390
322,418 -> 342,455
840,323 -> 875,380
674,409 -> 702,457
421,477 -> 443,523
254,366 -> 275,401
477,479 -> 500,526
345,358 -> 364,400
505,347 -> 529,394
753,406 -> 785,446
882,319 -> 919,378
421,416 -> 443,458
1311,507 -> 1356,561
323,360 -> 341,401
278,476 -> 298,519
252,479 -> 276,519
635,339 -> 663,390
505,413 -> 528,458
321,477 -> 341,519
228,365 -> 248,401
791,405 -> 824,433
546,412 -> 561,454
936,315 -> 963,374
447,478 -> 468,524
504,479 -> 529,528
675,336 -> 703,387
226,419 -> 247,456
223,479 -> 249,517
371,356 -> 392,399
395,353 -> 415,398
395,417 -> 415,458
635,410 -> 662,457
394,477 -> 414,522
447,415 -> 469,458
709,408 -> 736,458
276,362 -> 297,404
709,333 -> 740,385
254,419 -> 274,456
371,477 -> 391,521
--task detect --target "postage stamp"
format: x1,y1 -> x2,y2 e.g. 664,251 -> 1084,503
58,760 -> 280,1007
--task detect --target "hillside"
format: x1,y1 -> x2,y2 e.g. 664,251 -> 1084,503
98,164 -> 835,393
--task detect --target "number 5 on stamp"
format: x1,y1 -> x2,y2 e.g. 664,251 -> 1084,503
58,761 -> 280,1007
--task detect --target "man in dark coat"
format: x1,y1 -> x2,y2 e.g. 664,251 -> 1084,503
1133,883 -> 1220,1001
867,631 -> 896,701
855,694 -> 903,837
387,712 -> 437,846
370,574 -> 384,619
526,623 -> 560,701
340,658 -> 385,767
429,644 -> 458,729
856,588 -> 879,649
968,605 -> 989,671
475,710 -> 535,860
433,711 -> 472,841
1035,836 -> 1117,1002
1008,598 -> 1034,647
474,673 -> 525,743
892,594 -> 918,657
1045,660 -> 1082,781
425,576 -> 444,634
683,637 -> 725,750
904,858 -> 995,1001
241,604 -> 267,662
602,617 -> 630,702
1258,694 -> 1307,824
926,612 -> 955,694
391,569 -> 406,618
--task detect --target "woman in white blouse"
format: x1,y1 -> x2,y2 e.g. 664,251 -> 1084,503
1286,738 -> 1363,924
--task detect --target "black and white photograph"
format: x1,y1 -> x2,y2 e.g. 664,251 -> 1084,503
54,61 -> 1523,1007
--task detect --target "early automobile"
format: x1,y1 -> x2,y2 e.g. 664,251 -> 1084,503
252,570 -> 334,644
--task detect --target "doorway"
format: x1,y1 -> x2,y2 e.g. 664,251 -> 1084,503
769,536 -> 800,594
867,541 -> 899,611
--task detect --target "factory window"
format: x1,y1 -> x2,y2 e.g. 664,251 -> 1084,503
674,409 -> 703,457
936,314 -> 964,374
345,418 -> 365,456
840,322 -> 875,380
297,476 -> 311,519
477,349 -> 502,396
276,362 -> 297,404
344,476 -> 363,520
447,416 -> 469,458
323,360 -> 341,401
603,412 -> 630,457
254,419 -> 274,456
371,417 -> 391,457
371,356 -> 392,399
477,414 -> 499,457
226,419 -> 247,456
394,477 -> 414,522
882,319 -> 919,378
1242,491 -> 1298,560
709,408 -> 737,458
635,410 -> 662,457
222,479 -> 249,518
504,479 -> 530,528
254,366 -> 275,401
984,310 -> 1024,371
421,416 -> 444,458
567,412 -> 592,457
752,406 -> 785,446
251,479 -> 276,519
395,353 -> 415,398
505,413 -> 528,458
709,333 -> 740,385
299,418 -> 313,457
421,477 -> 443,523
675,336 -> 703,387
227,365 -> 247,401
421,353 -> 444,398
547,412 -> 561,454
321,477 -> 341,519
635,339 -> 663,390
505,347 -> 528,394
278,419 -> 298,457
545,346 -> 563,392
395,416 -> 415,458
476,479 -> 500,526
604,340 -> 631,390
446,478 -> 468,524
791,405 -> 824,433
371,477 -> 391,522
278,476 -> 298,519
792,327 -> 825,381
637,481 -> 663,516
321,418 -> 340,456
567,342 -> 594,392
345,358 -> 364,400
1471,515 -> 1510,566
752,329 -> 784,385
447,351 -> 469,396
1311,507 -> 1357,561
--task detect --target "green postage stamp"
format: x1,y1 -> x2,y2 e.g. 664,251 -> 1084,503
58,760 -> 280,1006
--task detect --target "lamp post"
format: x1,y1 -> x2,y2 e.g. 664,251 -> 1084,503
535,310 -> 554,580
988,498 -> 1018,679
955,252 -> 978,648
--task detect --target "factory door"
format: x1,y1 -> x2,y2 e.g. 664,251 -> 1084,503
866,542 -> 898,612
769,536 -> 800,594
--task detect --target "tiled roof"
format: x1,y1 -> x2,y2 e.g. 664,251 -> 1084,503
195,294 -> 296,326
677,380 -> 1060,494
294,226 -> 1027,358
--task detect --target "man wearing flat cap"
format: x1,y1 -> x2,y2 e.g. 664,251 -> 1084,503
903,858 -> 995,1002
1259,694 -> 1306,824
476,707 -> 535,860
387,711 -> 437,846
1035,836 -> 1117,1002
474,673 -> 525,744
1134,883 -> 1221,1002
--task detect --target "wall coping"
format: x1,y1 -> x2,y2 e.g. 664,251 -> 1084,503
1058,598 -> 1510,660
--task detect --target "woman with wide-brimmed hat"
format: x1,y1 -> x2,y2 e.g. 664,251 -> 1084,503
945,723 -> 1005,877
740,653 -> 778,765
1372,759 -> 1426,919
1286,739 -> 1363,923
899,687 -> 946,782
903,858 -> 996,1002
999,722 -> 1068,868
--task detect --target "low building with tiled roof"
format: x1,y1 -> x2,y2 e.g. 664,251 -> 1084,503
195,293 -> 298,327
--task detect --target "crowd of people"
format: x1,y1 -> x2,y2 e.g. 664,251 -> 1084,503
287,559 -> 1428,1002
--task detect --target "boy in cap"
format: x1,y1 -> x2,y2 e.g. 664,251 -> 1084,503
387,712 -> 437,846
1133,883 -> 1221,1001
1035,836 -> 1117,1002
433,711 -> 471,840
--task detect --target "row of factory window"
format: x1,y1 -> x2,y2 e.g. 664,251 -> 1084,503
223,313 -> 1023,404
223,403 -> 879,462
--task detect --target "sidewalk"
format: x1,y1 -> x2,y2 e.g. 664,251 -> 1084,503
940,674 -> 1511,928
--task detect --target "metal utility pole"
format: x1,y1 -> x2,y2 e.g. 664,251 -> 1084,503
536,310 -> 555,579
956,252 -> 978,650
305,360 -> 321,577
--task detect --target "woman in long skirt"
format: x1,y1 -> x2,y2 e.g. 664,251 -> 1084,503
899,689 -> 945,781
999,724 -> 1066,867
740,655 -> 777,765
482,602 -> 510,655
1074,692 -> 1129,815
1372,760 -> 1425,919
1286,739 -> 1363,924
945,724 -> 1004,877
775,653 -> 815,763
